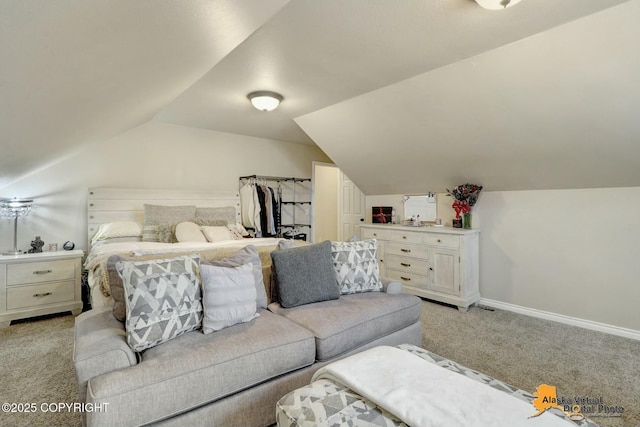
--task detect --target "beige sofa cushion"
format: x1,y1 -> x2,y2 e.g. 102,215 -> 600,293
85,310 -> 315,427
269,292 -> 422,361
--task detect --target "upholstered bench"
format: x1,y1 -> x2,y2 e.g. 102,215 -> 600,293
276,344 -> 601,427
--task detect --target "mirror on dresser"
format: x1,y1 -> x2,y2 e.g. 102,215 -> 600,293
403,194 -> 437,224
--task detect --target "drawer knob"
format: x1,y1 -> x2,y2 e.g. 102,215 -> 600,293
33,292 -> 52,297
402,236 -> 407,239
33,269 -> 53,275
373,233 -> 377,237
400,276 -> 411,281
400,262 -> 411,267
429,267 -> 434,271
437,239 -> 442,242
400,248 -> 411,253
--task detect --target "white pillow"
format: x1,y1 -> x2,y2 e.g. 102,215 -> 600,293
200,263 -> 259,333
91,221 -> 142,244
201,225 -> 234,242
175,222 -> 207,243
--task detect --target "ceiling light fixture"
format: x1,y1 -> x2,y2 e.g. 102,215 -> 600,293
474,0 -> 522,10
247,91 -> 283,112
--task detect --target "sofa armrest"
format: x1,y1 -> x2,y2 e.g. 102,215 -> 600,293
73,307 -> 138,403
381,277 -> 403,294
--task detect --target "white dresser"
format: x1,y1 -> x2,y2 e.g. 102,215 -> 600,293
359,224 -> 480,311
0,250 -> 84,327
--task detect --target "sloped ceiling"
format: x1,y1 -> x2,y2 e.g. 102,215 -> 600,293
0,0 -> 290,188
1,0 -> 637,194
296,0 -> 640,194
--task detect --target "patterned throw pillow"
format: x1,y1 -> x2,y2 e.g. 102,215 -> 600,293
116,254 -> 203,352
331,239 -> 382,294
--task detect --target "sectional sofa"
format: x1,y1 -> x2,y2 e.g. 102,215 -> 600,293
73,241 -> 423,427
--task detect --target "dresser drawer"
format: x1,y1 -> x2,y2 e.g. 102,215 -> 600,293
7,259 -> 76,286
386,269 -> 429,289
385,254 -> 429,275
6,281 -> 75,310
422,234 -> 459,249
388,230 -> 423,244
386,242 -> 429,260
361,228 -> 389,240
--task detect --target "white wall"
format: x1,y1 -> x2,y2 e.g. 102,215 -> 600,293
474,187 -> 640,332
366,188 -> 640,332
0,122 -> 331,252
313,164 -> 339,243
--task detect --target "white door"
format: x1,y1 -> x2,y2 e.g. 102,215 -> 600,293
338,171 -> 365,240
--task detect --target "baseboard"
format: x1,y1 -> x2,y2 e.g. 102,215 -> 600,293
479,298 -> 640,341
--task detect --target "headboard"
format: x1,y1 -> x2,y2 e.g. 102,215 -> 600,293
87,187 -> 241,248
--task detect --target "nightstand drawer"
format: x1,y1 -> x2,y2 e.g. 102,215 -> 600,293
7,281 -> 75,310
7,259 -> 76,286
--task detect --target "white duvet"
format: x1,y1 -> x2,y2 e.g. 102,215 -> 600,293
312,346 -> 574,427
84,238 -> 284,308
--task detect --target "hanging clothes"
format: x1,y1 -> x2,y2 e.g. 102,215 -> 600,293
239,182 -> 257,229
255,184 -> 268,237
268,186 -> 278,236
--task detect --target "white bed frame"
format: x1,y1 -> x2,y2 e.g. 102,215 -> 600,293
87,187 -> 241,249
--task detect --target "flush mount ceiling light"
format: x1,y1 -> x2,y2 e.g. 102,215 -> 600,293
475,0 -> 522,10
247,91 -> 283,112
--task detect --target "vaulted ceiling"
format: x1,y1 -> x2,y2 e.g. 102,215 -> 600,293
1,0 -> 637,193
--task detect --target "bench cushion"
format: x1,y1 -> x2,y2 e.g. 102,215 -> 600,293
86,309 -> 315,427
269,292 -> 422,361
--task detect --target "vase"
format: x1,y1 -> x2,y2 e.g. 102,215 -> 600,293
452,218 -> 463,228
462,212 -> 472,229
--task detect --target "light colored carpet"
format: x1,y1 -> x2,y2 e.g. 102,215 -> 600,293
0,314 -> 81,427
421,300 -> 640,427
1,302 -> 638,427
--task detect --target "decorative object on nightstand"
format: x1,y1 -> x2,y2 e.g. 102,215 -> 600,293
0,198 -> 33,255
0,250 -> 84,327
447,184 -> 483,229
28,236 -> 44,253
63,241 -> 75,250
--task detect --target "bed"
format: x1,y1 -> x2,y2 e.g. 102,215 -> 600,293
84,187 -> 291,309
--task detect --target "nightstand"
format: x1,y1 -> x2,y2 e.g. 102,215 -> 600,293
0,250 -> 84,327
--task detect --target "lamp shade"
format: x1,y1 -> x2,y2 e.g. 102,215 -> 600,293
0,198 -> 33,218
475,0 -> 522,9
1,198 -> 33,255
247,91 -> 283,111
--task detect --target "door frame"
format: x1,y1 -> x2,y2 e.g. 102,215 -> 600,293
311,162 -> 340,243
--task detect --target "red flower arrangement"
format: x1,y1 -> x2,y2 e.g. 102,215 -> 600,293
447,183 -> 483,219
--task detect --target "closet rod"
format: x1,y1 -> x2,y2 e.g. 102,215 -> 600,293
239,175 -> 310,182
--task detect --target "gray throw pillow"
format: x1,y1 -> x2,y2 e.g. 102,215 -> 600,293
106,255 -> 128,322
142,204 -> 197,242
201,245 -> 268,309
271,240 -> 340,308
